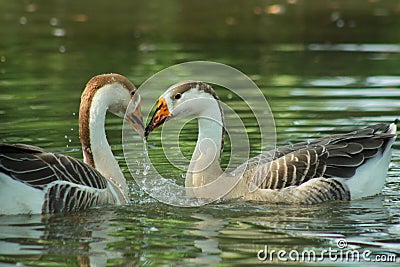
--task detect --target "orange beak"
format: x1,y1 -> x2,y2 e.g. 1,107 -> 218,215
145,97 -> 171,138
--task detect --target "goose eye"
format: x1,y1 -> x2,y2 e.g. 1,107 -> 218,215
130,90 -> 136,96
174,93 -> 182,100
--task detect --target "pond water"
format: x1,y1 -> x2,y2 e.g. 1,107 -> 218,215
1,0 -> 400,266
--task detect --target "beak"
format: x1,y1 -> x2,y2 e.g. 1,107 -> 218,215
144,97 -> 171,138
125,94 -> 145,138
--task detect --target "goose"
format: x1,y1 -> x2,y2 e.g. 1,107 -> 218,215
0,74 -> 144,215
145,81 -> 398,204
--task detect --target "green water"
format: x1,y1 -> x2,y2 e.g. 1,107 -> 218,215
1,0 -> 400,266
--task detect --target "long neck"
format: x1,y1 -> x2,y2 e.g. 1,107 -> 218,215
186,100 -> 224,188
79,88 -> 128,200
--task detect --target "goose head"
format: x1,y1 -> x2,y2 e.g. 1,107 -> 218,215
145,81 -> 220,137
80,73 -> 144,137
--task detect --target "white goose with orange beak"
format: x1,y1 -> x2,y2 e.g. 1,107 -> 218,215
0,74 -> 144,214
145,81 -> 398,204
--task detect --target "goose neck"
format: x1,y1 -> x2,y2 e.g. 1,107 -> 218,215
79,87 -> 128,202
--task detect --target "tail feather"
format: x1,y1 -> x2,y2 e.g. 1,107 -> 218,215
344,120 -> 397,200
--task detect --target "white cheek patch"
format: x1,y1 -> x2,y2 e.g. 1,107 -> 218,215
164,84 -> 211,116
97,84 -> 130,117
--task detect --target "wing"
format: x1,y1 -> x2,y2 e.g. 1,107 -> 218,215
0,143 -> 114,213
241,123 -> 396,190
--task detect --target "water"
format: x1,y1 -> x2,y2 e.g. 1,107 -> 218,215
1,0 -> 400,266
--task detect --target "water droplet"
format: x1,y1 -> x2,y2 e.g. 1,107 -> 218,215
330,11 -> 340,22
143,164 -> 150,175
72,112 -> 76,116
336,19 -> 345,28
50,17 -> 58,26
19,17 -> 27,25
53,28 -> 66,37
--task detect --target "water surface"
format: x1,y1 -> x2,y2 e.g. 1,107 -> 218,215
1,1 -> 400,266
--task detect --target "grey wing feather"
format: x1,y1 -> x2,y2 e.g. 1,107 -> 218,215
0,143 -> 107,189
0,143 -> 113,213
241,123 -> 395,190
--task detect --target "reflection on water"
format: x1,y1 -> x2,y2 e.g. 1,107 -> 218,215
1,197 -> 399,266
1,0 -> 400,266
0,210 -> 137,266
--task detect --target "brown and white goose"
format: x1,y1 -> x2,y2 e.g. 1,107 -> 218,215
0,74 -> 144,215
145,81 -> 398,204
